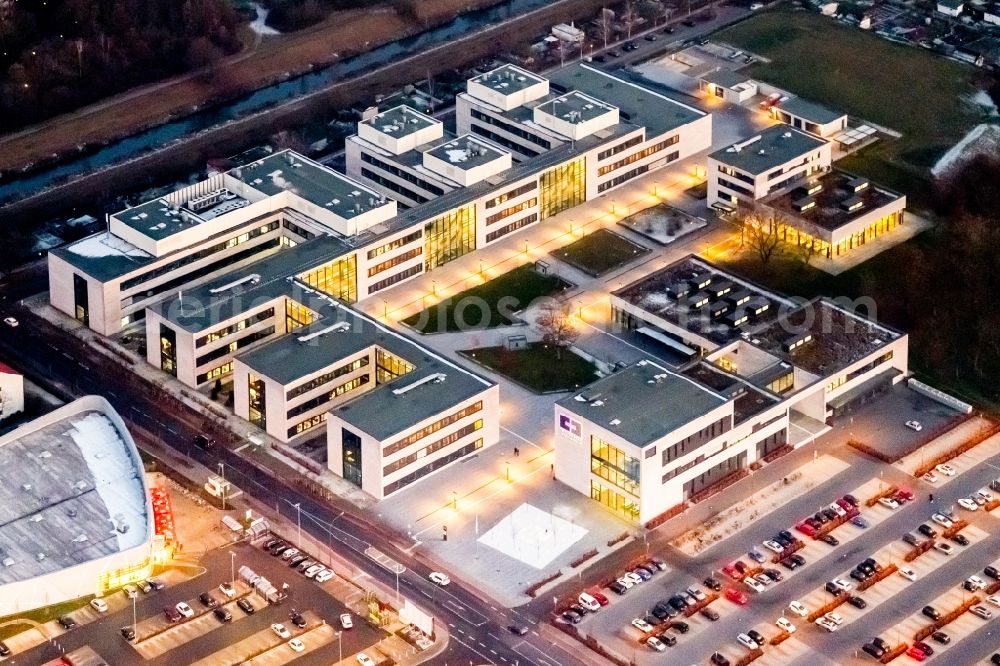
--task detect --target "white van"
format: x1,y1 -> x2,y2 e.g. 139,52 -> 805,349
578,592 -> 601,612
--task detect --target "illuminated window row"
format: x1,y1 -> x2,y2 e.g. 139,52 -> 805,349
287,357 -> 370,400
287,375 -> 370,418
485,181 -> 537,209
383,439 -> 483,496
196,326 -> 275,367
197,308 -> 276,348
383,401 -> 482,456
367,230 -> 423,260
598,135 -> 643,161
383,420 -> 483,475
196,361 -> 233,385
299,254 -> 357,303
597,136 -> 678,176
485,198 -> 537,226
368,247 -> 422,277
288,412 -> 326,438
369,264 -> 422,293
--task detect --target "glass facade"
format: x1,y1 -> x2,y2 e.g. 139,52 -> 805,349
342,428 -> 363,487
777,210 -> 903,258
73,274 -> 89,326
539,158 -> 586,220
299,254 -> 357,303
285,300 -> 315,332
248,374 -> 266,429
591,480 -> 639,521
424,204 -> 476,270
159,324 -> 177,377
375,348 -> 415,385
591,436 -> 640,497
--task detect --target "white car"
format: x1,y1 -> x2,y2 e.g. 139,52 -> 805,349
899,567 -> 918,582
922,472 -> 938,484
763,540 -> 784,553
90,599 -> 108,613
878,497 -> 900,510
744,576 -> 766,593
815,617 -> 839,632
122,584 -> 138,599
832,578 -> 852,592
624,572 -> 644,586
987,595 -> 1000,608
428,572 -> 451,586
828,503 -> 846,517
776,617 -> 796,633
967,576 -> 987,591
737,633 -> 757,648
788,601 -> 808,617
931,513 -> 954,528
357,654 -> 375,666
934,542 -> 954,556
176,602 -> 194,618
687,586 -> 706,601
2,317 -> 18,327
578,592 -> 601,612
219,582 -> 236,598
632,618 -> 653,632
905,420 -> 923,431
824,612 -> 844,626
340,613 -> 353,629
750,2 -> 764,9
936,463 -> 956,477
280,548 -> 300,560
646,635 -> 666,652
977,490 -> 994,503
288,638 -> 305,653
304,564 -> 324,578
315,569 -> 335,583
958,497 -> 979,511
972,494 -> 987,506
616,576 -> 634,590
271,623 -> 291,639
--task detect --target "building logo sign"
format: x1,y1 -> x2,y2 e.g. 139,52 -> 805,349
559,414 -> 581,440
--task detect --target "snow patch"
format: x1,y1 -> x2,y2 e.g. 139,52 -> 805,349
932,124 -> 1000,178
67,413 -> 148,552
68,232 -> 151,259
967,90 -> 999,117
249,3 -> 280,36
477,503 -> 587,569
445,149 -> 470,164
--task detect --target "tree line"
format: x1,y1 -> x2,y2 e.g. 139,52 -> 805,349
0,0 -> 242,133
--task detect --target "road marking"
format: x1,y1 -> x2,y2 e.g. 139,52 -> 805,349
233,443 -> 251,453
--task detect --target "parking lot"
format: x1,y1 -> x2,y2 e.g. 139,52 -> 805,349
554,389 -> 1000,666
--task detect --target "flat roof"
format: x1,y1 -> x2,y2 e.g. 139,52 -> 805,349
700,69 -> 754,89
361,105 -> 440,139
470,64 -> 547,95
0,398 -> 149,585
424,134 -> 509,170
152,235 -> 352,333
681,362 -> 781,424
752,298 -> 902,376
546,63 -> 705,137
765,169 -> 903,232
535,90 -> 617,124
613,255 -> 794,347
557,360 -> 728,447
232,151 -> 388,220
52,231 -> 156,283
709,125 -> 828,175
776,97 -> 846,125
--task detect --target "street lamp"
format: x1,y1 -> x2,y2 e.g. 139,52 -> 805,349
218,462 -> 226,510
452,491 -> 458,510
293,503 -> 302,549
229,550 -> 236,587
337,630 -> 342,661
431,280 -> 437,296
506,461 -> 511,482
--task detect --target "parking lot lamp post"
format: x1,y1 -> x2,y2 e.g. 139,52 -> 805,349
218,463 -> 226,510
337,630 -> 342,661
132,594 -> 137,636
294,503 -> 302,548
230,551 -> 236,586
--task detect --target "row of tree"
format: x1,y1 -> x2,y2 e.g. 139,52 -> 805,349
0,0 -> 242,133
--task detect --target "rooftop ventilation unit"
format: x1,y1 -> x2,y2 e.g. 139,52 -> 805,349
782,332 -> 813,352
609,418 -> 621,426
590,399 -> 605,406
392,372 -> 446,396
209,274 -> 261,294
296,321 -> 350,343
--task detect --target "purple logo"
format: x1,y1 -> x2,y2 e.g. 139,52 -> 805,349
559,414 -> 581,439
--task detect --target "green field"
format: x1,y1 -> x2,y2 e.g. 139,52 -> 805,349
461,343 -> 600,393
551,228 -> 650,277
717,9 -> 984,207
402,264 -> 571,334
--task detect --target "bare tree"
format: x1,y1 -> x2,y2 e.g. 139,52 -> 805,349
597,7 -> 614,49
536,298 -> 580,360
735,205 -> 784,267
622,0 -> 639,39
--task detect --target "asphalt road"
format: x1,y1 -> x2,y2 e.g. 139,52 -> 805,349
0,293 -> 581,666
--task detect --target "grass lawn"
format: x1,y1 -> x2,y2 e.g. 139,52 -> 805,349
551,228 -> 650,277
717,9 -> 984,207
402,264 -> 572,334
461,343 -> 600,393
0,597 -> 92,640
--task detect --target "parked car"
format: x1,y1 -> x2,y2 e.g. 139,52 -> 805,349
711,653 -> 730,666
199,592 -> 218,608
213,608 -> 232,622
610,581 -> 628,595
931,513 -> 954,528
776,617 -> 796,633
646,635 -> 666,652
671,621 -> 690,634
57,616 -> 77,630
762,540 -> 784,553
748,548 -> 766,563
951,533 -> 970,546
905,420 -> 923,431
90,599 -> 108,613
906,646 -> 928,661
725,588 -> 748,605
290,609 -> 307,628
649,558 -> 667,571
122,584 -> 138,599
137,580 -> 153,594
163,606 -> 182,623
819,534 -> 839,546
986,565 -> 1000,580
687,586 -> 707,601
119,626 -> 135,641
958,497 -> 979,511
703,576 -> 722,591
965,576 -> 987,591
147,578 -> 165,591
631,618 -> 653,632
922,606 -> 941,620
918,524 -> 937,538
935,463 -> 956,477
315,569 -> 335,583
848,596 -> 867,609
701,607 -> 720,621
923,471 -> 939,484
899,567 -> 918,582
176,602 -> 194,618
934,542 -> 955,555
902,533 -> 921,546
237,598 -> 255,614
878,497 -> 900,510
787,601 -> 808,617
562,610 -> 581,624
578,593 -> 601,612
428,572 -> 451,586
931,631 -> 950,644
764,568 -> 783,582
744,577 -> 766,593
737,633 -> 757,648
913,641 -> 934,656
863,643 -> 886,658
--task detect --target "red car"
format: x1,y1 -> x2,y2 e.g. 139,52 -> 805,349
722,564 -> 741,580
796,522 -> 816,537
592,592 -> 609,606
725,588 -> 749,605
896,488 -> 915,502
906,646 -> 927,661
835,498 -> 852,511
